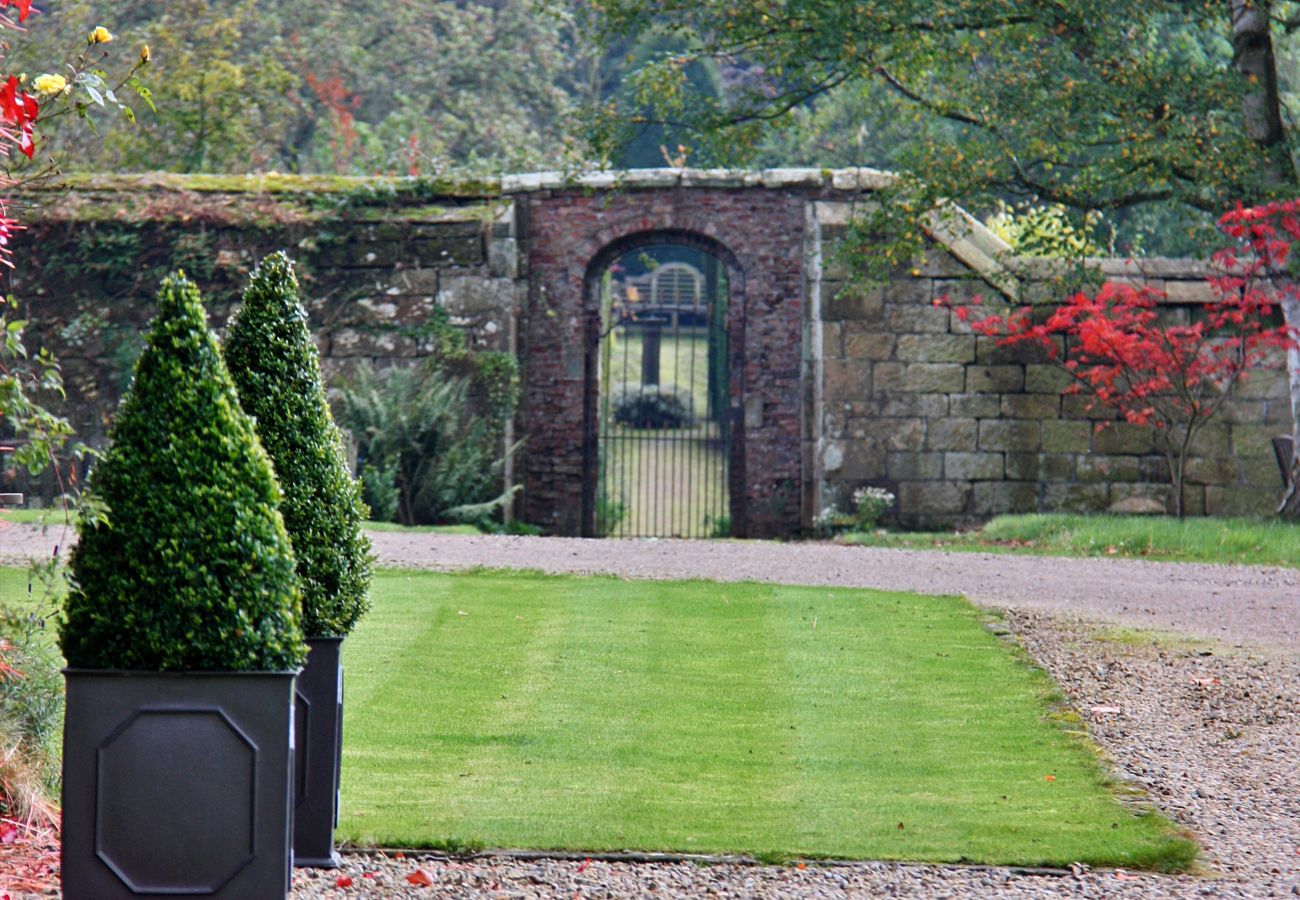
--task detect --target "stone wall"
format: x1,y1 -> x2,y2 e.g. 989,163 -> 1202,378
807,203 -> 1290,527
7,170 -> 1291,532
11,174 -> 520,448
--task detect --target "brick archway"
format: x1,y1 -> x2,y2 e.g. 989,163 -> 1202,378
521,187 -> 806,538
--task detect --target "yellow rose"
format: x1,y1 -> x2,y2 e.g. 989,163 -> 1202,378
32,74 -> 68,96
88,26 -> 113,44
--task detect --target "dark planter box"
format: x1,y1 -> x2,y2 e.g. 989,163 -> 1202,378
293,637 -> 344,868
62,670 -> 297,900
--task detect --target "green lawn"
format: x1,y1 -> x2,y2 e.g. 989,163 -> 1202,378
359,521 -> 482,535
0,507 -> 79,526
338,569 -> 1194,869
844,513 -> 1300,568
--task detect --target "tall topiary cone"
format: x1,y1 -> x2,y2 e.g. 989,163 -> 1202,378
61,272 -> 307,672
224,252 -> 373,637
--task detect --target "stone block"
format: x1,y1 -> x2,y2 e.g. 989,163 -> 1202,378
1163,280 -> 1216,304
1138,455 -> 1170,483
1075,454 -> 1140,482
895,363 -> 967,393
1237,372 -> 1289,400
975,336 -> 1061,366
1178,484 -> 1207,516
1042,482 -> 1110,513
1265,400 -> 1292,424
1193,422 -> 1236,456
972,481 -> 1039,515
875,394 -> 950,418
979,419 -> 1041,452
882,278 -> 933,306
1061,395 -> 1118,420
1205,485 -> 1278,517
1109,482 -> 1172,508
1184,456 -> 1238,486
966,365 -> 1024,393
1040,420 -> 1090,453
825,284 -> 886,321
888,451 -> 944,480
898,480 -> 971,515
927,418 -> 977,452
918,253 -> 971,278
823,360 -> 870,402
842,327 -> 895,360
839,439 -> 886,480
1238,452 -> 1285,489
1231,424 -> 1284,457
887,303 -> 950,334
881,418 -> 927,451
896,333 -> 976,363
949,393 -> 1000,418
945,452 -> 1004,480
1000,394 -> 1061,419
1092,423 -> 1155,454
1219,400 -> 1267,425
1025,364 -> 1073,393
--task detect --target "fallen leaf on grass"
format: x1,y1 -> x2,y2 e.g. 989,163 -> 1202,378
1044,774 -> 1056,782
407,868 -> 434,887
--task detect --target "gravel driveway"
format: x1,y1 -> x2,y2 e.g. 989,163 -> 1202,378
3,525 -> 1297,898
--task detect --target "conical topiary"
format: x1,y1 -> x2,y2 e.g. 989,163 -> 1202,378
61,272 -> 307,672
224,252 -> 372,637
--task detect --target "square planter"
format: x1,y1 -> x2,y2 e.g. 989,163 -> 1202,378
293,637 -> 344,868
62,670 -> 297,900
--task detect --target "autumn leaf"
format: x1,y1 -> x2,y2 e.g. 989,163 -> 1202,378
406,868 -> 434,887
335,875 -> 354,888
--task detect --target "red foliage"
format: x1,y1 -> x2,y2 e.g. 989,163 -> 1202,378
0,0 -> 31,24
0,75 -> 37,159
406,867 -> 435,886
939,205 -> 1300,516
948,280 -> 1288,430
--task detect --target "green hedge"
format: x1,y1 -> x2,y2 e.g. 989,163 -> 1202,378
61,272 -> 306,671
224,253 -> 373,637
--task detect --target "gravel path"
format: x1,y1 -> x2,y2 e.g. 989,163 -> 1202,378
4,526 -> 1298,898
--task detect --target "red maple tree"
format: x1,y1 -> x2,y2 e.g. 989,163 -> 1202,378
940,223 -> 1297,517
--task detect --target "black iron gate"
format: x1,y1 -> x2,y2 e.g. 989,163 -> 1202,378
591,248 -> 731,538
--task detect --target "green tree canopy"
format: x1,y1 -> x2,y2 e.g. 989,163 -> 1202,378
590,0 -> 1300,256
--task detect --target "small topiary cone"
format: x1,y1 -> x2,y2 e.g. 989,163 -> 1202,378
61,271 -> 306,672
224,252 -> 373,638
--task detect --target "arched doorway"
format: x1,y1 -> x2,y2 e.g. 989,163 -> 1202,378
581,233 -> 741,538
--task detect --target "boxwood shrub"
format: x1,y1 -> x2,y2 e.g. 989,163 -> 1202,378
61,272 -> 307,672
224,253 -> 372,637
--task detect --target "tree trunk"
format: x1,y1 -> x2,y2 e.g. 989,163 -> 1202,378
1232,0 -> 1300,518
1278,295 -> 1300,518
1230,0 -> 1295,188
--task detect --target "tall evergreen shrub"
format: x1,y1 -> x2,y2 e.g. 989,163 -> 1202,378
61,273 -> 306,671
224,253 -> 372,637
